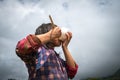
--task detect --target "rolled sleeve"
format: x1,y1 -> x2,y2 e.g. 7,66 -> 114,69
66,63 -> 78,79
16,34 -> 41,55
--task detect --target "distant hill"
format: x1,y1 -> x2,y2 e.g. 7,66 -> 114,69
85,68 -> 120,80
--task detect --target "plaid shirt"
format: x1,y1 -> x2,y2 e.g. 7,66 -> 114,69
16,34 -> 78,80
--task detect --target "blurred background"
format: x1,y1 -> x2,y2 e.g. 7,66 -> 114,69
0,0 -> 120,80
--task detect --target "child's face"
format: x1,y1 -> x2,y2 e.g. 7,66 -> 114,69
52,38 -> 62,47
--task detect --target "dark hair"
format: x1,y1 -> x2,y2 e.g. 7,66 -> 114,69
35,23 -> 57,48
35,23 -> 53,35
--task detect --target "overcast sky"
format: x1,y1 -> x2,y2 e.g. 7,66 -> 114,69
0,0 -> 120,80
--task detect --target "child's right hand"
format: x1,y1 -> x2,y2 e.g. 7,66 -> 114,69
49,27 -> 62,40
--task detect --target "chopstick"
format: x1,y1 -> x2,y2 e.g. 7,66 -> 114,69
49,15 -> 56,29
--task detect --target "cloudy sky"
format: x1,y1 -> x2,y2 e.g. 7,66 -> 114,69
0,0 -> 120,80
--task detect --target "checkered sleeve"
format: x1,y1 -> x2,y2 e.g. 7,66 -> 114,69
59,58 -> 78,79
16,34 -> 41,55
66,62 -> 78,79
